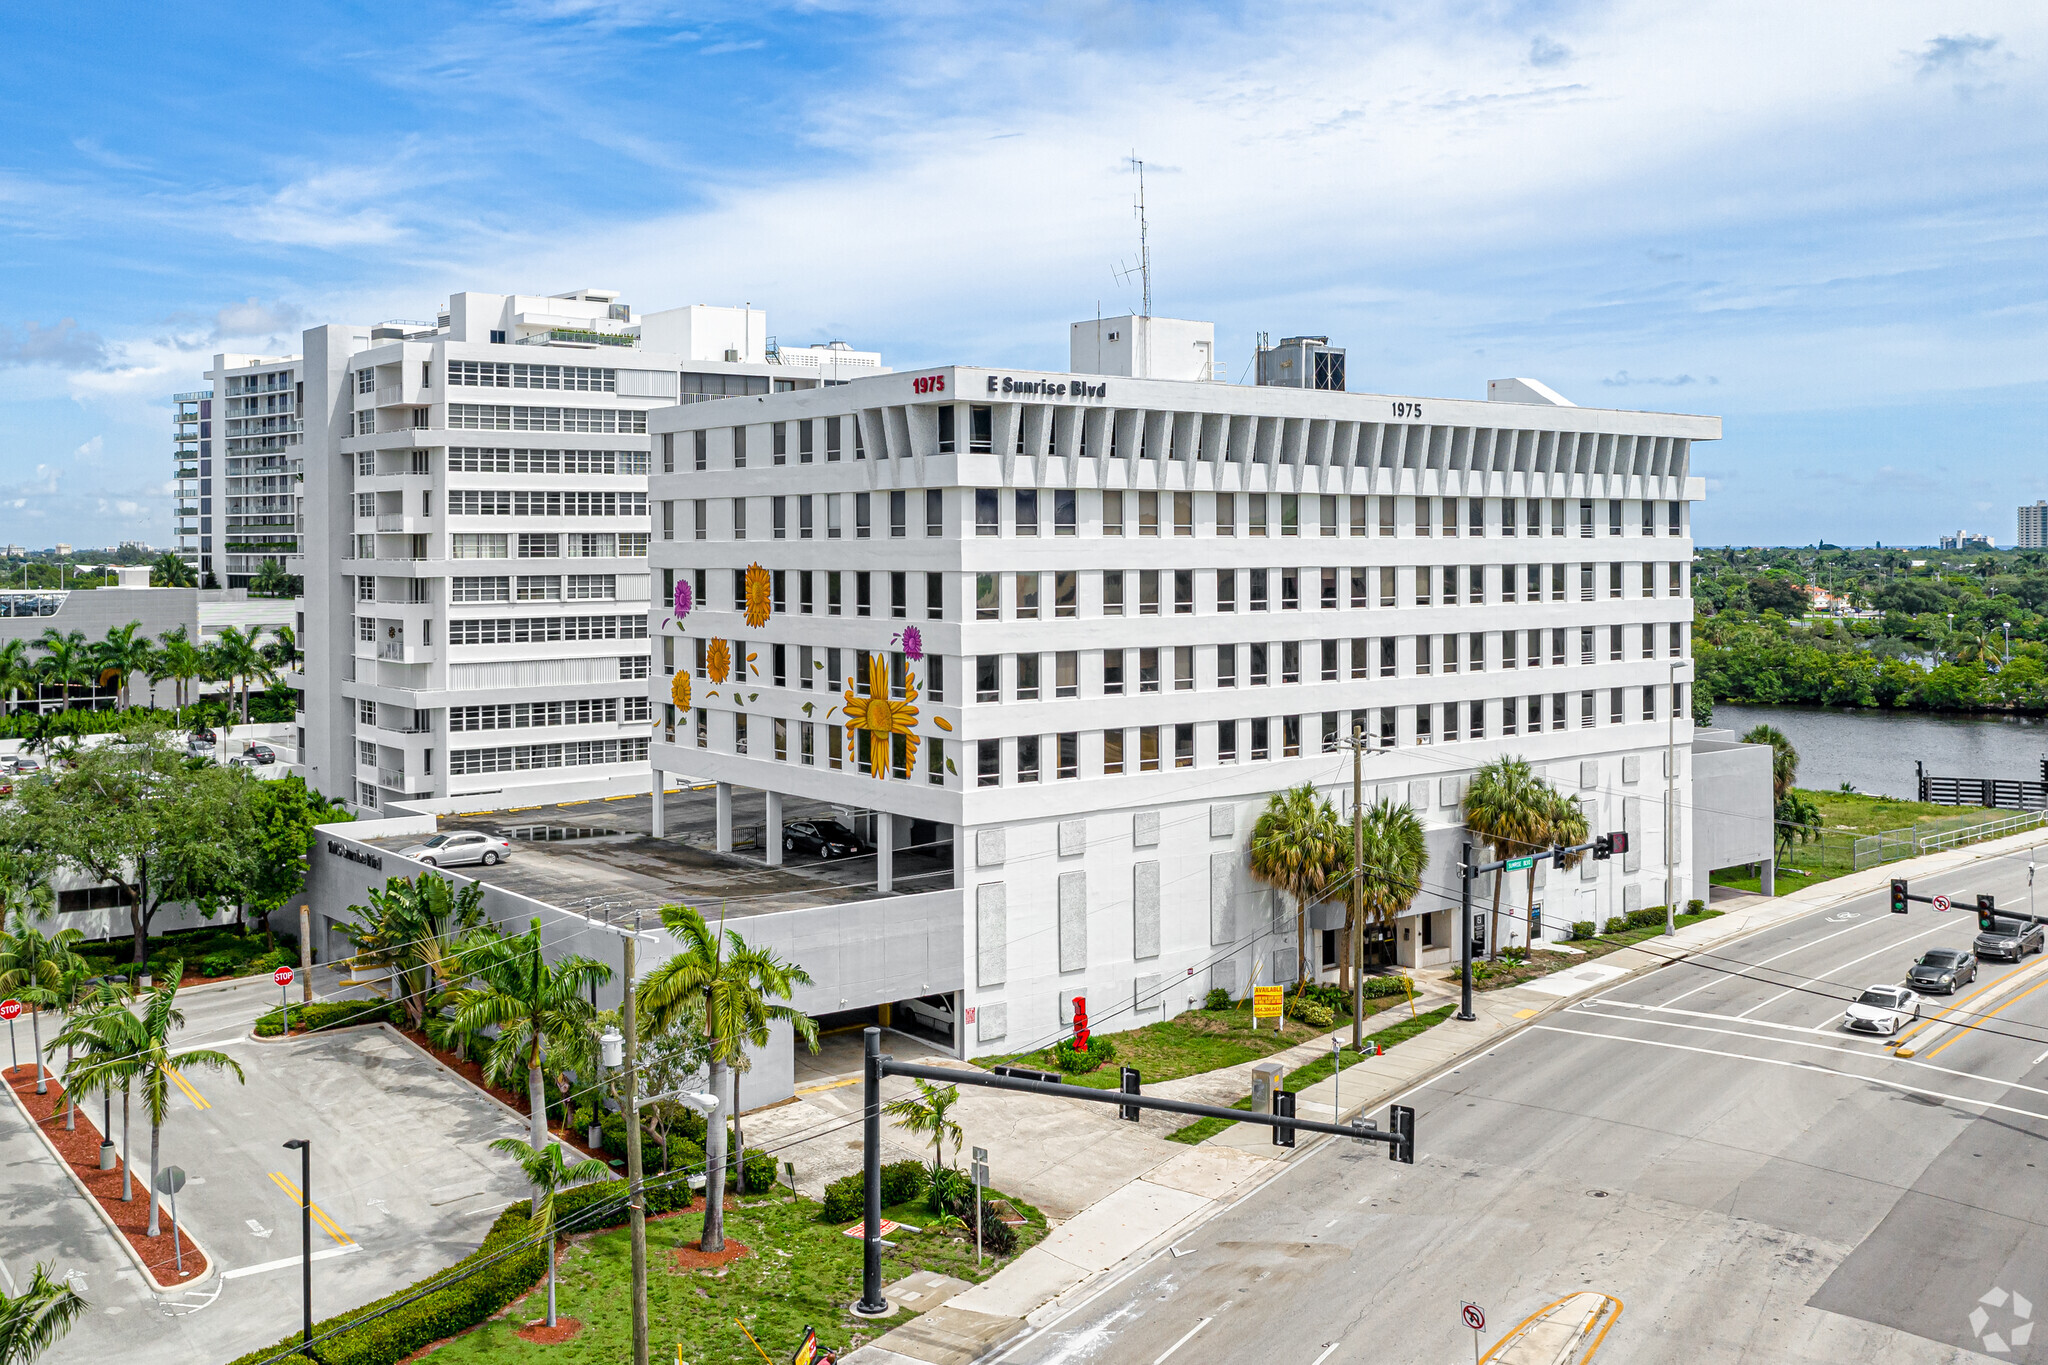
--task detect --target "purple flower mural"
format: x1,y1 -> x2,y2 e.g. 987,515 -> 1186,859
900,625 -> 924,661
673,576 -> 693,620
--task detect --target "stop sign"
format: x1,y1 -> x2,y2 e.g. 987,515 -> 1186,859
0,999 -> 19,1021
273,967 -> 295,987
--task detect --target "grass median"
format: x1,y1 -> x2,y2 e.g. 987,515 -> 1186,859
1166,1006 -> 1456,1144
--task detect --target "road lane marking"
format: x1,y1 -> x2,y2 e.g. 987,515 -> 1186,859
1532,1024 -> 2048,1123
1894,949 -> 2048,1053
1735,917 -> 1958,1020
269,1172 -> 355,1245
1310,1344 -> 1341,1365
1658,917 -> 1882,1007
1922,972 -> 2048,1062
1153,1318 -> 1212,1365
221,1245 -> 363,1279
1580,999 -> 1836,1035
2033,1047 -> 2048,1066
165,1067 -> 209,1111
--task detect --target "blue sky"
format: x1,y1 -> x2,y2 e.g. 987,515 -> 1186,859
1,1 -> 2043,548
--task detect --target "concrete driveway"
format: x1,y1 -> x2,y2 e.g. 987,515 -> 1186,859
0,975 -> 535,1365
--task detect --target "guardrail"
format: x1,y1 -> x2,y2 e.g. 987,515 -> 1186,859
1852,809 -> 2048,870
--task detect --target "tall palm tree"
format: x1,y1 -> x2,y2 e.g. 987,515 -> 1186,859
487,1138 -> 610,1328
31,630 -> 90,711
52,991 -> 148,1203
0,641 -> 37,715
148,551 -> 196,589
1462,758 -> 1550,960
1739,724 -> 1799,803
1543,790 -> 1591,929
129,970 -> 245,1235
0,909 -> 82,1096
154,629 -> 205,718
205,626 -> 267,724
259,624 -> 299,675
638,905 -> 818,1253
337,874 -> 488,1030
451,920 -> 611,1152
92,623 -> 155,711
0,1262 -> 89,1364
1249,783 -> 1347,989
883,1078 -> 963,1196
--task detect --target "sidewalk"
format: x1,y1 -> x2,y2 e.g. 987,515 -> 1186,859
844,823 -> 2048,1365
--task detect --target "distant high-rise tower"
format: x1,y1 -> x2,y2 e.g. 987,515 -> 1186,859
2019,501 -> 2048,550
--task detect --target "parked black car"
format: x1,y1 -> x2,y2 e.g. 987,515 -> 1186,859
1906,948 -> 1977,994
783,818 -> 869,859
1975,920 -> 2047,962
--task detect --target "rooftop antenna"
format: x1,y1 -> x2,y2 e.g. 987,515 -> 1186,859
1113,156 -> 1152,319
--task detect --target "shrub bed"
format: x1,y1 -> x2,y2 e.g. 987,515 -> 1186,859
255,1000 -> 395,1037
1053,1035 -> 1117,1073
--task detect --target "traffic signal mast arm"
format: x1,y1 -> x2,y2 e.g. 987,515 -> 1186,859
1472,832 -> 1630,878
1889,880 -> 2048,931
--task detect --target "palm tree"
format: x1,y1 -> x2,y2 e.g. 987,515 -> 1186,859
0,641 -> 37,715
451,920 -> 611,1152
92,623 -> 155,710
259,624 -> 300,675
148,551 -> 196,588
154,629 -> 205,718
487,1138 -> 610,1328
638,905 -> 818,1253
52,992 -> 148,1203
205,627 -> 267,724
31,630 -> 90,711
1543,790 -> 1591,925
337,874 -> 488,1030
1248,783 -> 1347,990
0,1262 -> 89,1364
1740,724 -> 1799,803
883,1078 -> 964,1198
129,970 -> 245,1235
1462,758 -> 1550,959
0,909 -> 83,1096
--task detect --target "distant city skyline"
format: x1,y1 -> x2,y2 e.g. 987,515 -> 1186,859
0,3 -> 2043,548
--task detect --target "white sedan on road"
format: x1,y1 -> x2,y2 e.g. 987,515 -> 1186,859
1844,984 -> 1921,1036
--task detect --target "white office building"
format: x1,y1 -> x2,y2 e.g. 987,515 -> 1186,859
646,316 -> 1720,1056
2018,503 -> 2047,551
295,289 -> 884,813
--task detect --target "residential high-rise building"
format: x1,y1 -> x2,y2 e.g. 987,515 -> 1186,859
294,289 -> 882,813
171,391 -> 205,574
1939,530 -> 1996,551
645,322 -> 1720,1056
206,353 -> 306,587
2019,502 -> 2047,550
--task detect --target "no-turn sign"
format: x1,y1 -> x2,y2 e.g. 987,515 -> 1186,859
0,999 -> 19,1021
1462,1303 -> 1486,1332
273,967 -> 295,987
1932,894 -> 1952,914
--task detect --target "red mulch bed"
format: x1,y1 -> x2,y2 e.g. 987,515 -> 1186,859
514,1316 -> 583,1344
669,1238 -> 750,1270
3,1064 -> 207,1285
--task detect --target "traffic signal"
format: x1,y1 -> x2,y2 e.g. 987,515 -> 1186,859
1272,1090 -> 1297,1149
1979,894 -> 1997,932
1118,1066 -> 1141,1123
1388,1104 -> 1415,1165
1592,832 -> 1630,861
1890,879 -> 1909,914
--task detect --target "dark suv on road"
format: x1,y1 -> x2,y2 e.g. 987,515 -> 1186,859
1975,919 -> 2046,962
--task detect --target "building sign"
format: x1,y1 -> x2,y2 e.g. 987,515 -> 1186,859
1253,986 -> 1284,1019
911,374 -> 947,395
326,840 -> 383,871
986,376 -> 1108,400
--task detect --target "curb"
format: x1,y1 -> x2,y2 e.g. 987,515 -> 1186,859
1,1070 -> 217,1294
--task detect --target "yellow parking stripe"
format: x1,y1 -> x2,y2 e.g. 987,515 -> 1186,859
1922,973 -> 2048,1062
270,1172 -> 355,1245
166,1066 -> 209,1111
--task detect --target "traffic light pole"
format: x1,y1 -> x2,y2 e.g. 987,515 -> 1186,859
1460,834 -> 1628,1025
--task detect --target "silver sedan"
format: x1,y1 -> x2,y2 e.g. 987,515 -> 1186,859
398,831 -> 512,868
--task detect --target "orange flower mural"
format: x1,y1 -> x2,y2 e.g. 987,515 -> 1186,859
670,671 -> 692,710
843,652 -> 919,779
707,637 -> 731,685
743,562 -> 772,629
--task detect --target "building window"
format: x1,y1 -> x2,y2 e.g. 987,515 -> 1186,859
1218,719 -> 1238,763
1055,489 -> 1076,535
977,655 -> 999,703
1414,705 -> 1432,745
1176,646 -> 1194,692
856,492 -> 872,539
1057,650 -> 1077,698
975,488 -> 999,536
891,570 -> 908,619
1215,644 -> 1235,689
1139,491 -> 1159,536
1139,569 -> 1159,615
1175,723 -> 1194,768
969,405 -> 993,453
977,573 -> 998,619
1281,641 -> 1301,684
938,406 -> 957,454
1103,729 -> 1124,776
927,736 -> 945,786
926,489 -> 944,537
1250,717 -> 1270,761
1250,570 -> 1269,612
1174,569 -> 1194,615
1015,489 -> 1037,536
1217,569 -> 1235,612
1249,496 -> 1268,537
1016,653 -> 1040,701
1057,732 -> 1078,779
1103,570 -> 1125,615
1104,649 -> 1126,695
927,571 -> 945,621
1174,492 -> 1193,536
1217,492 -> 1236,535
1016,572 -> 1040,619
1103,489 -> 1124,535
1250,643 -> 1269,686
977,739 -> 1000,787
1139,726 -> 1161,772
1056,570 -> 1078,618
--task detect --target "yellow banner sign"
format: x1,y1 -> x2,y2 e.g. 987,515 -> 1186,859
1253,986 -> 1284,1019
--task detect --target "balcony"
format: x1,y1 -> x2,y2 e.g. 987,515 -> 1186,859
514,327 -> 636,348
375,514 -> 426,533
377,641 -> 435,665
374,383 -> 429,408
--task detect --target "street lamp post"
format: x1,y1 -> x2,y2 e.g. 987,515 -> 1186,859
1666,659 -> 1681,937
282,1139 -> 312,1350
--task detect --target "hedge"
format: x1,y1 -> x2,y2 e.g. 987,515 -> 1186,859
255,1000 -> 395,1037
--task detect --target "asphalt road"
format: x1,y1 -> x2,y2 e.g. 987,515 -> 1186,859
0,973 -> 533,1364
1001,849 -> 2048,1365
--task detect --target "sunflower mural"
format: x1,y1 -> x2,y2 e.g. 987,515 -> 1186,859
843,651 -> 919,779
743,562 -> 772,629
669,671 -> 692,710
707,637 -> 731,685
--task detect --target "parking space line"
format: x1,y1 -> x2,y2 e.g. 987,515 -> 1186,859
222,1245 -> 363,1280
269,1172 -> 355,1245
166,1066 -> 209,1111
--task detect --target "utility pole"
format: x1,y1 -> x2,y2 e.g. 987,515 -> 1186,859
623,924 -> 648,1365
1666,660 -> 1680,936
1457,842 -> 1477,1022
1350,724 -> 1367,1050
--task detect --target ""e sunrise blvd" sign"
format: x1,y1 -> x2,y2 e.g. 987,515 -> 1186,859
986,375 -> 1109,400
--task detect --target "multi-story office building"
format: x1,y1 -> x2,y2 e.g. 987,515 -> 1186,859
171,391 -> 205,575
2019,503 -> 2047,551
646,320 -> 1717,1056
295,289 -> 883,813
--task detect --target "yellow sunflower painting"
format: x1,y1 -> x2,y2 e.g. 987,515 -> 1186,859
843,652 -> 919,779
743,562 -> 773,629
669,671 -> 692,710
707,637 -> 731,684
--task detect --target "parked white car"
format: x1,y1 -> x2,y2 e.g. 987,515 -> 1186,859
1844,985 -> 1921,1036
399,831 -> 512,868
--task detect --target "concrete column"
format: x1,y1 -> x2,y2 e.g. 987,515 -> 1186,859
952,989 -> 966,1059
1760,858 -> 1774,898
876,812 -> 894,893
764,791 -> 784,866
650,769 -> 665,838
715,782 -> 733,853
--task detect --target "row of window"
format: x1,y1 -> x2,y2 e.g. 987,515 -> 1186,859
667,639 -> 947,703
447,404 -> 648,434
448,697 -> 649,731
662,707 -> 947,786
448,490 -> 649,518
450,736 -> 650,775
445,532 -> 649,559
448,362 -> 616,392
448,614 -> 649,645
450,574 -> 620,602
447,447 -> 648,475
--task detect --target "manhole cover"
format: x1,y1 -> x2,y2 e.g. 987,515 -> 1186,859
1586,1190 -> 1611,1198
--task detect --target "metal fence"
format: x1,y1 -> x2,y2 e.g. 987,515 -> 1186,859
1849,809 -> 2048,871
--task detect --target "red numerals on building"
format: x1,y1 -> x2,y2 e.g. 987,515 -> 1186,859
911,375 -> 946,395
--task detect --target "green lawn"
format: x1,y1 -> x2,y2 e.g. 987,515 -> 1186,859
977,998 -> 1403,1090
1165,1006 -> 1456,1144
424,1189 -> 1045,1365
1445,910 -> 1723,992
1711,787 -> 2010,894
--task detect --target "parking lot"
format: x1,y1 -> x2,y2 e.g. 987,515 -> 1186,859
0,975 -> 534,1364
